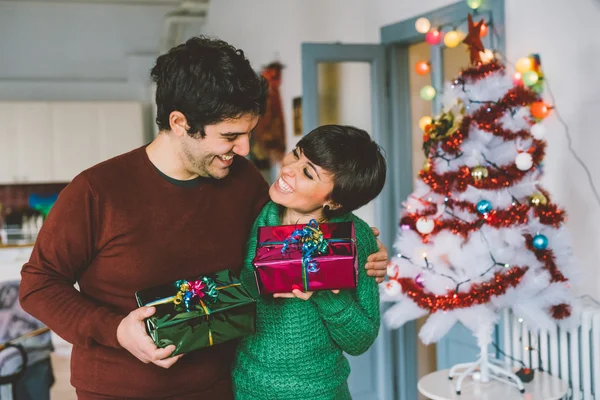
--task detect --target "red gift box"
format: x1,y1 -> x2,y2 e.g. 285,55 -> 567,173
252,221 -> 357,294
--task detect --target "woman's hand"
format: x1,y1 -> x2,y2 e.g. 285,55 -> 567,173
273,289 -> 340,300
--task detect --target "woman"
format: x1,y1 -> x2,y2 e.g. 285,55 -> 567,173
233,125 -> 387,399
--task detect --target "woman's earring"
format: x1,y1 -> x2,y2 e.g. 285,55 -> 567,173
323,205 -> 330,212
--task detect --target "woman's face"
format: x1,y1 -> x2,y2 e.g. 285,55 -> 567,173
269,147 -> 335,217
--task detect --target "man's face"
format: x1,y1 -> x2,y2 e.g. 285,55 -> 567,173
180,113 -> 259,179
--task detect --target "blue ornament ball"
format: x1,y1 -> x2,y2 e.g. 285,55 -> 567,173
532,234 -> 549,250
476,200 -> 492,214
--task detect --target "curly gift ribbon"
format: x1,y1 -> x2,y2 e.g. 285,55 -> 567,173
282,219 -> 329,290
144,278 -> 241,347
173,276 -> 219,312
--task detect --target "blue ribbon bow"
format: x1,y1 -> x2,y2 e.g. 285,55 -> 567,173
282,219 -> 329,290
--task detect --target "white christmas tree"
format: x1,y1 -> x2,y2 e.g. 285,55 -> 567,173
383,16 -> 577,394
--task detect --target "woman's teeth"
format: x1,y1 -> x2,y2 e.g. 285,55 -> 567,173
277,177 -> 293,193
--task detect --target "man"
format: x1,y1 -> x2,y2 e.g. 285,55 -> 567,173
20,36 -> 388,400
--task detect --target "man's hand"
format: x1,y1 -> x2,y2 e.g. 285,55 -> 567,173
366,227 -> 389,284
117,306 -> 183,369
273,289 -> 339,300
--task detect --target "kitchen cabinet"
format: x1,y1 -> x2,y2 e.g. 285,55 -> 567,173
0,103 -> 19,183
16,103 -> 54,183
0,102 -> 55,183
0,102 -> 146,184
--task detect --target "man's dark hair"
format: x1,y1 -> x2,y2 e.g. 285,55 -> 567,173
150,36 -> 268,137
297,125 -> 387,218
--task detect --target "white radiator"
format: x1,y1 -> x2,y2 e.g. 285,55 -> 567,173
502,298 -> 600,400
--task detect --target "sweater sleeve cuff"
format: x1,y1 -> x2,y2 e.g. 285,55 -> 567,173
91,312 -> 126,349
311,290 -> 353,316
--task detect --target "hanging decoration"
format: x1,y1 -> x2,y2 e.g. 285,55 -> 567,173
462,14 -> 486,65
251,61 -> 286,169
422,100 -> 465,156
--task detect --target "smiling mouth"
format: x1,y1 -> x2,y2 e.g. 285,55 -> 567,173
276,176 -> 293,193
218,154 -> 233,161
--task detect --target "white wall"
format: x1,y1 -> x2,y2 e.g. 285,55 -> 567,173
195,0 -> 375,151
0,1 -> 174,103
197,0 -> 600,296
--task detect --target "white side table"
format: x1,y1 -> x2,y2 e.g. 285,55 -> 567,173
418,369 -> 568,400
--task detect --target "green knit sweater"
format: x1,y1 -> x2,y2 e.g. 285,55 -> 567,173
232,201 -> 380,400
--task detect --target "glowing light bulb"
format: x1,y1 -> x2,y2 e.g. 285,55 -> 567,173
419,116 -> 432,131
516,57 -> 533,73
443,30 -> 462,48
415,17 -> 431,34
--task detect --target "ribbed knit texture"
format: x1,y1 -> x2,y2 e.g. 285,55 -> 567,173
232,201 -> 380,400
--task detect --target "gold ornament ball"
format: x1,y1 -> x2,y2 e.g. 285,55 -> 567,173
471,166 -> 489,181
530,192 -> 548,206
423,160 -> 432,172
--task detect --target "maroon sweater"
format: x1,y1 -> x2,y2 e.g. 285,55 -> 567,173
20,146 -> 269,399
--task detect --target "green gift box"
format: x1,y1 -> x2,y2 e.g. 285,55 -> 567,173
135,269 -> 256,356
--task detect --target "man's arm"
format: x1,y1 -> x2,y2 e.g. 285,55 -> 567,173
365,227 -> 388,284
20,174 -> 125,348
19,174 -> 180,368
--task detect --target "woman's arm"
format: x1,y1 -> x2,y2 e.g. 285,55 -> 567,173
310,218 -> 381,356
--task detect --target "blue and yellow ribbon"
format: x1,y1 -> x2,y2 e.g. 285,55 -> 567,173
282,219 -> 329,291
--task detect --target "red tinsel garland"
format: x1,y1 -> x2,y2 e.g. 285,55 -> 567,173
524,234 -> 567,283
439,86 -> 541,155
535,203 -> 566,227
459,61 -> 504,82
420,142 -> 546,194
400,199 -> 566,239
394,266 -> 528,312
401,203 -> 530,238
550,303 -> 572,319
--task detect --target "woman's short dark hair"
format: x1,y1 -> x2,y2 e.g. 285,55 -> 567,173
150,36 -> 268,137
297,125 -> 387,218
